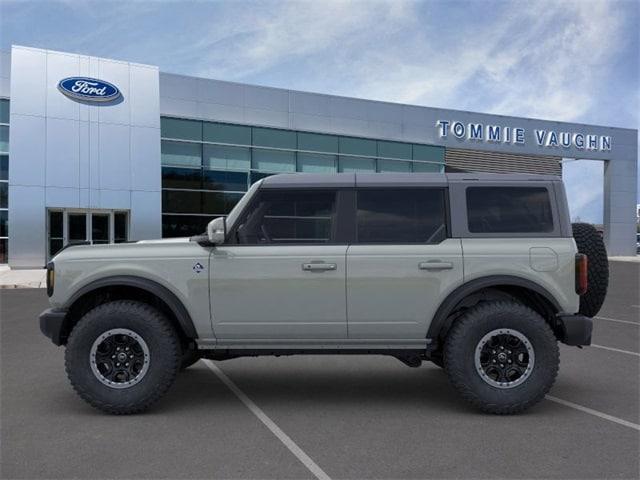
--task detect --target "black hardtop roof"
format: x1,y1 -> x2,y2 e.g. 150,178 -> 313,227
260,172 -> 561,188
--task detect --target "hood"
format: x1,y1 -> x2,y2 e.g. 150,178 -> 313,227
136,237 -> 191,244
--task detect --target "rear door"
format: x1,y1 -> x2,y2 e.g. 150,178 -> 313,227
346,187 -> 463,339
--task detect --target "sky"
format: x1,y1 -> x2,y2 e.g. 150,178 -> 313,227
1,0 -> 638,223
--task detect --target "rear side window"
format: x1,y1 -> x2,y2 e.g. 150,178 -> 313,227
356,188 -> 447,243
235,189 -> 337,244
466,187 -> 554,233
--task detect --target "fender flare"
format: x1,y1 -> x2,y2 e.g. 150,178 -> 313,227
64,275 -> 198,339
426,275 -> 561,341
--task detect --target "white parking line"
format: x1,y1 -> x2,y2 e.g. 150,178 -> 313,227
590,343 -> 640,357
595,316 -> 639,326
203,360 -> 331,480
546,395 -> 640,431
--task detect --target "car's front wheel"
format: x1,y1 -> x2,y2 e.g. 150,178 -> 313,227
65,300 -> 181,414
443,301 -> 559,414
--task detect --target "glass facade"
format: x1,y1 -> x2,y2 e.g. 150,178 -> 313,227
160,117 -> 445,237
0,99 -> 8,263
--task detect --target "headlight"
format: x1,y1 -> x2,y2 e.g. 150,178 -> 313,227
46,262 -> 55,297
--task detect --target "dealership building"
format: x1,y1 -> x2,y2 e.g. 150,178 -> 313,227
0,45 -> 637,267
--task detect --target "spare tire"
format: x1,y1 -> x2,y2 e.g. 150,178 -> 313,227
572,223 -> 609,317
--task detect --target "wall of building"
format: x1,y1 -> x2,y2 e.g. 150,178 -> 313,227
159,72 -> 638,255
8,46 -> 161,267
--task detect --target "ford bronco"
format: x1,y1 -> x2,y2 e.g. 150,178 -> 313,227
39,173 -> 608,414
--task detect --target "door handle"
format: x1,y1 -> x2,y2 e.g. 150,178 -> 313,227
419,261 -> 454,271
302,262 -> 337,272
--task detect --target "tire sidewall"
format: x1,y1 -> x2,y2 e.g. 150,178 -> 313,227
66,302 -> 180,409
445,303 -> 559,410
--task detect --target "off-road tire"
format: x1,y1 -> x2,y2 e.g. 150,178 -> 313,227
180,349 -> 201,370
444,301 -> 559,414
65,300 -> 181,414
572,222 -> 609,317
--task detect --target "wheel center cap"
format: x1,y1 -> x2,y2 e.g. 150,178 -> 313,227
117,352 -> 128,363
497,352 -> 508,363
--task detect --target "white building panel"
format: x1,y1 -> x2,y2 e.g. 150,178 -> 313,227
8,114 -> 45,186
45,117 -> 79,188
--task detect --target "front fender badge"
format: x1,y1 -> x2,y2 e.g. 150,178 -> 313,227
193,262 -> 205,273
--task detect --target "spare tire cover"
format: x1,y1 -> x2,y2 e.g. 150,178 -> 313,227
572,223 -> 609,317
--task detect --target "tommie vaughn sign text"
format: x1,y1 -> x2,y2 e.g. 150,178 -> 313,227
436,120 -> 612,152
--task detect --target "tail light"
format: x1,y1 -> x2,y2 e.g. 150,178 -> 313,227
575,254 -> 588,295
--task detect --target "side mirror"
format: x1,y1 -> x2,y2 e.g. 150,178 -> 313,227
207,217 -> 226,245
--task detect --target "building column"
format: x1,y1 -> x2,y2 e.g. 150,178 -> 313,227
602,145 -> 638,256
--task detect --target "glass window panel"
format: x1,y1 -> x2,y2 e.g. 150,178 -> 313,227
0,99 -> 9,124
49,239 -> 63,259
0,155 -> 7,180
250,171 -> 273,184
0,182 -> 7,208
202,170 -> 248,191
252,127 -> 296,149
378,140 -> 411,160
466,187 -> 554,233
48,211 -> 63,238
68,214 -> 87,242
252,149 -> 295,172
297,132 -> 338,153
412,162 -> 443,173
114,213 -> 128,243
162,167 -> 202,189
0,238 -> 6,263
203,144 -> 250,170
202,192 -> 244,214
162,214 -> 211,238
0,126 -> 8,153
297,153 -> 337,173
203,122 -> 251,145
91,214 -> 109,244
378,159 -> 411,172
236,190 -> 336,245
225,192 -> 243,212
161,140 -> 201,167
202,192 -> 224,214
339,137 -> 376,156
338,156 -> 376,172
162,190 -> 202,214
161,117 -> 202,141
357,189 -> 447,244
413,144 -> 445,163
0,210 -> 7,237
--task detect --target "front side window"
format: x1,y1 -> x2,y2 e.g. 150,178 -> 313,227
466,187 -> 554,233
356,188 -> 447,243
235,190 -> 337,245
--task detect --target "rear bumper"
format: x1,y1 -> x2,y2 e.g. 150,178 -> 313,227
39,308 -> 68,346
556,313 -> 593,346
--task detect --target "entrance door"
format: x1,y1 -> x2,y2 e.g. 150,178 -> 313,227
47,210 -> 129,259
209,188 -> 348,340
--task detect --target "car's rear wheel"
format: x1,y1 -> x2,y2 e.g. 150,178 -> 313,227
444,301 -> 559,414
65,300 -> 181,414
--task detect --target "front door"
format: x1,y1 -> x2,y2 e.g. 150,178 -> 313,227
210,188 -> 348,340
346,187 -> 464,339
47,209 -> 129,259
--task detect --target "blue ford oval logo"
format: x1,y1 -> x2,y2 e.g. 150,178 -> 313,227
58,77 -> 121,102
